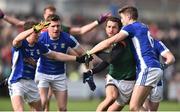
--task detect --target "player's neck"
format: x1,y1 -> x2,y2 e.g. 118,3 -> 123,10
129,20 -> 136,24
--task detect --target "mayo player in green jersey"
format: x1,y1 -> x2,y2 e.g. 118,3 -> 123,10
83,16 -> 136,111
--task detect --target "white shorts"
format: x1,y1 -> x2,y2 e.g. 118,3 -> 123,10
8,79 -> 40,103
106,74 -> 135,106
136,67 -> 163,87
147,85 -> 163,102
36,72 -> 67,91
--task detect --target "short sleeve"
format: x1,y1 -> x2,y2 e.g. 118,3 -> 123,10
38,41 -> 50,54
154,40 -> 169,56
66,35 -> 79,49
121,24 -> 135,38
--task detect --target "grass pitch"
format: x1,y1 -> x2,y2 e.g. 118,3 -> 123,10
0,97 -> 180,111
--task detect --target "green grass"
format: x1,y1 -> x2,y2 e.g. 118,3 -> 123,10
0,97 -> 180,111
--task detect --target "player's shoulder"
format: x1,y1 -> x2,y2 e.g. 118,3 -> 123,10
39,31 -> 48,40
154,38 -> 163,45
61,31 -> 77,41
132,21 -> 148,30
60,31 -> 71,37
121,23 -> 136,32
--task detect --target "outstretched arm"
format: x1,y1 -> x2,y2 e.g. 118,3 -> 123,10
89,42 -> 124,74
12,21 -> 50,47
71,45 -> 86,56
69,21 -> 99,35
45,51 -> 93,63
3,15 -> 25,27
69,12 -> 110,35
45,51 -> 77,62
0,9 -> 25,27
161,51 -> 175,65
91,61 -> 109,74
88,31 -> 127,55
12,28 -> 34,47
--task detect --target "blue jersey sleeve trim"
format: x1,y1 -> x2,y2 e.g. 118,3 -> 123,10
121,30 -> 129,36
161,49 -> 169,56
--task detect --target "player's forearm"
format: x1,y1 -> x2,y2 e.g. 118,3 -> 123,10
79,21 -> 99,35
68,47 -> 85,57
164,52 -> 175,65
69,21 -> 98,35
48,51 -> 76,62
68,48 -> 79,56
74,45 -> 86,56
91,61 -> 109,74
89,39 -> 111,55
3,15 -> 25,27
89,33 -> 123,55
12,28 -> 34,47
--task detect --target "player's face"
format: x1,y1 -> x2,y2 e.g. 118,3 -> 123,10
105,20 -> 119,37
120,13 -> 129,26
48,20 -> 61,39
44,9 -> 55,21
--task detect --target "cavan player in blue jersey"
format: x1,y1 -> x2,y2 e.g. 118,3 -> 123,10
35,14 -> 89,111
143,39 -> 175,111
8,21 -> 91,111
0,5 -> 104,111
106,39 -> 175,111
86,6 -> 165,111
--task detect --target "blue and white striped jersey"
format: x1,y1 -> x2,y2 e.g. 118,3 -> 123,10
121,21 -> 161,70
154,39 -> 169,58
37,31 -> 79,75
154,39 -> 169,86
9,40 -> 49,84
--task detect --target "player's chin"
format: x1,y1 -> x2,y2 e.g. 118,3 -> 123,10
52,33 -> 59,37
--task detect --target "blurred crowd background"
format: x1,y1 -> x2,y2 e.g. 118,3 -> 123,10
0,0 -> 180,102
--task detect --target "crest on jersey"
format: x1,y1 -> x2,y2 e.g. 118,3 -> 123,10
61,43 -> 65,48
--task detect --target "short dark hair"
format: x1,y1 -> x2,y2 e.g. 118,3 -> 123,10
46,14 -> 61,22
24,21 -> 38,30
118,6 -> 138,20
105,16 -> 122,29
43,5 -> 56,13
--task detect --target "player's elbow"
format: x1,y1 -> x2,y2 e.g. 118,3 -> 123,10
78,30 -> 85,35
78,29 -> 88,35
167,55 -> 175,65
12,40 -> 18,47
169,53 -> 176,64
16,21 -> 25,27
171,55 -> 175,64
